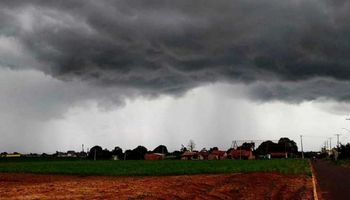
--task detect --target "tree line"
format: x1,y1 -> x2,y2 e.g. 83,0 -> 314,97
88,137 -> 298,160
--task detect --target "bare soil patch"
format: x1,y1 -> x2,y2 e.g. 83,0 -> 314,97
0,172 -> 312,200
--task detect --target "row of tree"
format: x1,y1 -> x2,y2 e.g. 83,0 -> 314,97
87,137 -> 298,160
255,138 -> 298,155
88,145 -> 169,160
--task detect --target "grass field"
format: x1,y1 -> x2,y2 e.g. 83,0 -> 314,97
0,159 -> 311,176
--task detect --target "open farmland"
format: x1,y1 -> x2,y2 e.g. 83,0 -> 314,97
0,159 -> 313,199
0,159 -> 311,176
0,172 -> 313,200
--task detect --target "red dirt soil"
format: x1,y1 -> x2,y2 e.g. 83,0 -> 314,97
0,172 -> 313,200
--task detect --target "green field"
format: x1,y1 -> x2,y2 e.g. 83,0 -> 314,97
0,159 -> 311,176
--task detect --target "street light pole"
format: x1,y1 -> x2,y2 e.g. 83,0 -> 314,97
300,135 -> 304,159
335,134 -> 341,148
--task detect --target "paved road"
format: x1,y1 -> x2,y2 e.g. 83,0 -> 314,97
312,160 -> 350,200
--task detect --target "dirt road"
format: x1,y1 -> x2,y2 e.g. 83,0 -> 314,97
0,172 -> 312,200
312,160 -> 350,200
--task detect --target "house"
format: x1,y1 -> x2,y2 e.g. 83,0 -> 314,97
67,151 -> 77,157
144,153 -> 165,160
198,150 -> 210,160
56,152 -> 68,157
227,149 -> 254,160
4,153 -> 21,158
208,150 -> 227,160
77,151 -> 88,158
181,151 -> 199,160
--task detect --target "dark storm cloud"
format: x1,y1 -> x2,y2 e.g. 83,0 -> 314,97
247,78 -> 350,103
2,0 -> 350,100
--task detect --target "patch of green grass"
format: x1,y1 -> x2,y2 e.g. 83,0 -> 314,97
0,159 -> 311,176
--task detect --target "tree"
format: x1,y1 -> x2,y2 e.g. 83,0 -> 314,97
88,146 -> 103,160
278,138 -> 298,153
133,146 -> 148,159
255,138 -> 298,156
239,142 -> 255,150
209,147 -> 218,153
255,140 -> 276,155
339,143 -> 350,159
124,149 -> 132,160
111,146 -> 123,160
124,146 -> 148,160
153,145 -> 168,154
168,150 -> 182,159
102,148 -> 112,159
180,144 -> 187,152
187,140 -> 196,152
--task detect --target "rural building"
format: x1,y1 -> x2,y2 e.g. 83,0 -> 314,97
67,151 -> 77,157
144,153 -> 165,160
208,150 -> 227,160
227,149 -> 254,160
198,150 -> 210,160
56,151 -> 77,158
181,151 -> 199,160
2,153 -> 21,158
56,152 -> 67,157
77,151 -> 88,158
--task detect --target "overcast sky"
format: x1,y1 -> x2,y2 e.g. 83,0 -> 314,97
1,0 -> 350,153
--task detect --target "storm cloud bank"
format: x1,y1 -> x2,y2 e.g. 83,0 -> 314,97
1,0 -> 350,101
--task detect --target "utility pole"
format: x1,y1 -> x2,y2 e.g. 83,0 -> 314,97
94,148 -> 97,161
329,137 -> 332,151
335,134 -> 341,148
300,135 -> 304,159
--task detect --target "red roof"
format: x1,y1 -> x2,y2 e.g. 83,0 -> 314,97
210,150 -> 226,156
228,149 -> 252,158
144,153 -> 165,160
182,151 -> 198,157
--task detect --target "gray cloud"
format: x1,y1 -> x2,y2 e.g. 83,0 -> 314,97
247,78 -> 350,103
0,67 -> 144,121
1,0 -> 350,101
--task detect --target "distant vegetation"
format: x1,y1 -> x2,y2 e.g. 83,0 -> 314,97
0,159 -> 311,176
316,142 -> 350,161
338,144 -> 350,159
0,137 -> 300,160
